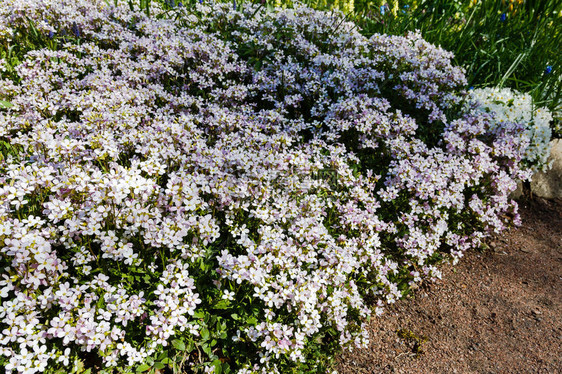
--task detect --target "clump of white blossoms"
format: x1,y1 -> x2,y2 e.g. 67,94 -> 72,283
470,87 -> 553,172
0,0 -> 552,373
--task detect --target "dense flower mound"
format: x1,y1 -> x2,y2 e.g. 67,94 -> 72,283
0,1 -> 551,373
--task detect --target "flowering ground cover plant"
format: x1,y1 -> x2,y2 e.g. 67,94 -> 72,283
0,0 -> 552,373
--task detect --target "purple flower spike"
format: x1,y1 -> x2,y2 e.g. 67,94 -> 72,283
71,21 -> 80,37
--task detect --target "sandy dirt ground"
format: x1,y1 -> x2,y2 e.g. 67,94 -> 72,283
337,197 -> 562,374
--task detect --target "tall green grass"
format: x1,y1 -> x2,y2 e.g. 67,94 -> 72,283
359,1 -> 560,112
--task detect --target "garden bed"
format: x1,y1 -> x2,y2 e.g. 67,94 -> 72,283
0,1 -> 558,373
337,197 -> 562,373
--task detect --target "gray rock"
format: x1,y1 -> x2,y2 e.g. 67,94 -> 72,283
511,181 -> 524,199
531,139 -> 562,199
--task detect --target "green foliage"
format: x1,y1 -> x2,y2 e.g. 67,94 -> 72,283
396,328 -> 428,356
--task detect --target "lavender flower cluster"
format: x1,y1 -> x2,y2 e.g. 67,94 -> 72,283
0,1 -> 547,373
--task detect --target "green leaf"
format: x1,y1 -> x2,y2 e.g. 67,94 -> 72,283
212,359 -> 223,374
0,100 -> 13,109
136,364 -> 151,372
213,300 -> 230,309
153,362 -> 165,370
200,327 -> 210,341
222,362 -> 232,374
186,339 -> 195,352
172,339 -> 186,351
201,343 -> 213,356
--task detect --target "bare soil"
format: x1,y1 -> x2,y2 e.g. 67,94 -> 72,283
337,197 -> 562,374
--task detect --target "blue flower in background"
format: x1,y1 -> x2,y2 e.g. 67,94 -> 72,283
48,30 -> 54,39
233,0 -> 236,10
380,5 -> 387,15
545,65 -> 553,74
178,2 -> 183,6
72,22 -> 80,38
500,13 -> 507,22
